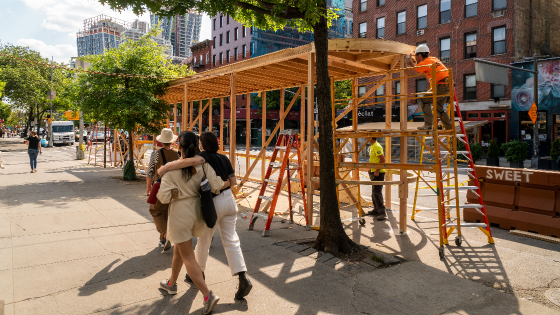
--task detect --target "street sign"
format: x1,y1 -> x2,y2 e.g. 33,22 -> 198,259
529,102 -> 538,124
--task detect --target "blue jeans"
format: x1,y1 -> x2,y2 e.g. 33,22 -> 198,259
28,149 -> 38,170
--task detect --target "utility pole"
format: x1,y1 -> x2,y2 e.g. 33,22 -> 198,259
48,56 -> 54,147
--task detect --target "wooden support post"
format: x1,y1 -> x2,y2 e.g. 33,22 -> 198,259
199,100 -> 203,131
183,83 -> 188,131
261,91 -> 267,180
173,103 -> 177,134
384,73 -> 393,210
220,97 -> 224,151
399,56 -> 408,233
230,74 -> 237,172
279,88 -> 285,161
209,98 -> 213,133
351,78 -> 358,179
246,95 -> 250,177
189,101 -> 194,131
306,53 -> 315,226
113,129 -> 117,166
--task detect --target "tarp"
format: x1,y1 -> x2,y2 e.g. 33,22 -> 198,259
475,60 -> 509,85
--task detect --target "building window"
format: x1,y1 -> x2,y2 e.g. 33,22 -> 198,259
213,55 -> 216,66
440,0 -> 451,24
493,0 -> 507,11
359,22 -> 367,38
219,34 -> 223,46
377,0 -> 385,6
227,14 -> 230,24
206,53 -> 209,64
375,84 -> 385,103
467,113 -> 478,118
465,0 -> 477,18
395,81 -> 401,101
194,56 -> 197,64
242,26 -> 246,37
416,79 -> 427,93
226,31 -> 230,44
360,0 -> 367,12
234,27 -> 238,40
465,32 -> 477,59
226,50 -> 230,63
358,86 -> 366,97
243,44 -> 247,58
417,4 -> 427,29
220,15 -> 223,27
397,11 -> 406,34
219,52 -> 223,65
213,19 -> 216,30
376,18 -> 385,38
234,47 -> 238,61
493,26 -> 506,55
464,74 -> 477,100
440,37 -> 450,62
491,84 -> 506,99
213,37 -> 216,49
242,94 -> 246,99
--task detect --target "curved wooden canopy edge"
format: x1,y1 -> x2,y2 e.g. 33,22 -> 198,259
162,38 -> 416,103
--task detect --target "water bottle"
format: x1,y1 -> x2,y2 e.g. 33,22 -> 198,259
200,179 -> 210,192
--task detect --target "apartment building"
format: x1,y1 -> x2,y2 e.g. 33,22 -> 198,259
188,39 -> 213,73
150,11 -> 202,58
353,0 -> 560,145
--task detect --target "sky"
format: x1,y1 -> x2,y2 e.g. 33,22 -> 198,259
0,0 -> 212,63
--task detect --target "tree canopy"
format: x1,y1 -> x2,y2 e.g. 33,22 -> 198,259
75,27 -> 192,136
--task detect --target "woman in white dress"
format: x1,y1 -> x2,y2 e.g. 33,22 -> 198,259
156,131 -> 227,314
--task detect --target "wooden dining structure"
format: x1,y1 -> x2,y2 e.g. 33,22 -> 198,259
160,38 -> 416,230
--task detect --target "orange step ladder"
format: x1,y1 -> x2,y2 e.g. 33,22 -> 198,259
248,129 -> 309,236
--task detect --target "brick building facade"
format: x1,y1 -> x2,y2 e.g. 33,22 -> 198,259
352,0 -> 560,144
188,39 -> 213,73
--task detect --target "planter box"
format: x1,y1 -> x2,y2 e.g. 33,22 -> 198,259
486,158 -> 500,167
510,161 -> 525,168
538,159 -> 551,170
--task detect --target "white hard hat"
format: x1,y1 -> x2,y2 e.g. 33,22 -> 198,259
415,45 -> 430,54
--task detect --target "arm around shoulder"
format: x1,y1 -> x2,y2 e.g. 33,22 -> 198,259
156,173 -> 178,204
203,164 -> 225,194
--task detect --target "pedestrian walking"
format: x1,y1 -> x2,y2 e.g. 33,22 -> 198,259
146,128 -> 180,250
156,131 -> 226,314
24,131 -> 41,173
368,137 -> 387,220
159,132 -> 252,299
407,44 -> 453,130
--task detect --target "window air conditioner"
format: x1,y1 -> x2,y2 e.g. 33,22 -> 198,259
493,10 -> 504,18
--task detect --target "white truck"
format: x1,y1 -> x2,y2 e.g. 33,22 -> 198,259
52,121 -> 75,145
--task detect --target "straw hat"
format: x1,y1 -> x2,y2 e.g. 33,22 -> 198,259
156,128 -> 178,144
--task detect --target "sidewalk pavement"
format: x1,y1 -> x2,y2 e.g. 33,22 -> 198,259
0,136 -> 558,315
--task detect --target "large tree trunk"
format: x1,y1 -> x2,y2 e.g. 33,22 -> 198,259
312,4 -> 360,256
128,128 -> 134,163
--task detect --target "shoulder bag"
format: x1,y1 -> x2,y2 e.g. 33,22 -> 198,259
200,163 -> 218,228
147,149 -> 168,205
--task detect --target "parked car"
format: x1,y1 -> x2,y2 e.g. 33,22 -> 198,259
90,132 -> 106,142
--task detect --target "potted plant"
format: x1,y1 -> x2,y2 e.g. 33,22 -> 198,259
550,139 -> 560,170
486,139 -> 500,166
456,141 -> 482,164
501,140 -> 529,168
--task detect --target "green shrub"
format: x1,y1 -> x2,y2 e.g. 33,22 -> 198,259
551,139 -> 560,162
487,139 -> 500,159
501,140 -> 529,163
456,141 -> 482,162
469,143 -> 483,162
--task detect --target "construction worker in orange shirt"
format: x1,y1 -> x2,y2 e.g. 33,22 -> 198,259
408,44 -> 453,130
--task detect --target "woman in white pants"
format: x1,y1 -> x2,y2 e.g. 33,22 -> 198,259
158,132 -> 252,299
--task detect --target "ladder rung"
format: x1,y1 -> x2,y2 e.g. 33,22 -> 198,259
275,146 -> 287,150
416,194 -> 438,197
442,168 -> 473,173
340,202 -> 359,209
270,162 -> 300,169
458,204 -> 483,209
259,196 -> 273,202
264,179 -> 277,184
443,186 -> 479,190
447,222 -> 488,228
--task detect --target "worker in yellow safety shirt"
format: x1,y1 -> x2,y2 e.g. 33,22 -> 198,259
408,44 -> 453,130
368,137 -> 387,221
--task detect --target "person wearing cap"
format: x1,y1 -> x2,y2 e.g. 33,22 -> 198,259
409,44 -> 453,130
368,137 -> 387,220
147,128 -> 180,250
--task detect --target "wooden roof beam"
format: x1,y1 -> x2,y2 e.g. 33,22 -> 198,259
328,54 -> 390,72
